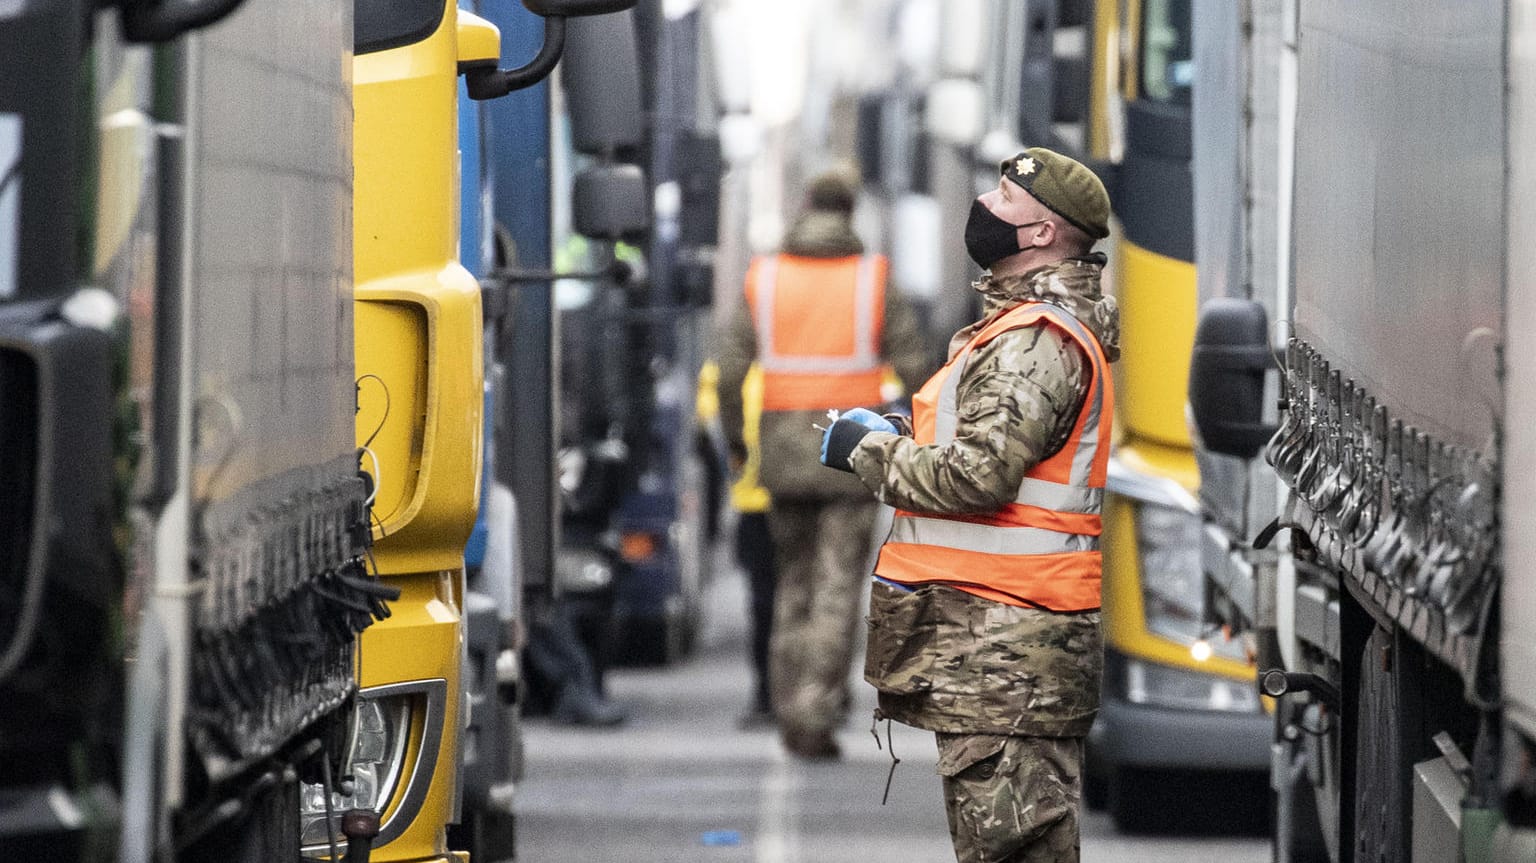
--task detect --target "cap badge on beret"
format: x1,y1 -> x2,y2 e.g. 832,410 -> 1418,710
1013,156 -> 1037,177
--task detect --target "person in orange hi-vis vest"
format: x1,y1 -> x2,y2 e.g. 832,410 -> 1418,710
819,148 -> 1120,863
717,169 -> 930,760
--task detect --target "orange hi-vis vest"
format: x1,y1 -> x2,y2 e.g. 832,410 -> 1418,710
874,302 -> 1114,612
744,253 -> 888,411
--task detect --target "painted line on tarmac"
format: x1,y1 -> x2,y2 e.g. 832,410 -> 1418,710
755,750 -> 802,863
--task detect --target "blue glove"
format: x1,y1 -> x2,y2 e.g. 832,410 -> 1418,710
841,407 -> 899,434
819,408 -> 898,473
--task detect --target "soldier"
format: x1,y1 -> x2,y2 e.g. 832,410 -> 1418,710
718,169 -> 929,759
819,148 -> 1118,861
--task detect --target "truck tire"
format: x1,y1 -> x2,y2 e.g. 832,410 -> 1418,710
1107,767 -> 1160,833
1084,766 -> 1109,811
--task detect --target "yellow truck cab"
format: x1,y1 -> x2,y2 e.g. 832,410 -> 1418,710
1085,0 -> 1271,830
302,1 -> 637,856
296,3 -> 493,858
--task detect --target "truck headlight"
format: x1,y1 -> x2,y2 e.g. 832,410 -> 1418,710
298,693 -> 411,848
298,679 -> 447,853
1134,500 -> 1205,644
1124,657 -> 1261,713
1110,459 -> 1246,661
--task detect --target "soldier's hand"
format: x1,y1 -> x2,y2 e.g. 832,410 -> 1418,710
881,413 -> 914,437
819,408 -> 897,473
842,407 -> 899,434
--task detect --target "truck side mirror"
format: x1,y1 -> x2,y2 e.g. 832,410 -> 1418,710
524,0 -> 634,13
676,131 -> 722,247
466,0 -> 639,100
119,0 -> 248,42
560,11 -> 644,155
1189,298 -> 1279,460
1052,1 -> 1093,124
572,164 -> 648,242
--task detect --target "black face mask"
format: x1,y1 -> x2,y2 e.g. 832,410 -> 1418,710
964,198 -> 1046,269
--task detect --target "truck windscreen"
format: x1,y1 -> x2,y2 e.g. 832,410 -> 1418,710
1140,0 -> 1192,106
356,0 -> 443,55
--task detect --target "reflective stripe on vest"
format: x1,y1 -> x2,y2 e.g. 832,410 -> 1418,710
875,302 -> 1114,611
747,254 -> 887,411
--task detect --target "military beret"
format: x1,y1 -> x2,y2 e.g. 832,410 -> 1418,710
1000,147 -> 1110,240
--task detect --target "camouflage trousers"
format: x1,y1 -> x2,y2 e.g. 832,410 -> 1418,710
766,497 -> 879,736
935,733 -> 1084,863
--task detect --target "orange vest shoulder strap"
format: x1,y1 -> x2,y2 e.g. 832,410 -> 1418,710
970,302 -> 1106,365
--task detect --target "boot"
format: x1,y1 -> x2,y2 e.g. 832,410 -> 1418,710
552,682 -> 627,727
780,728 -> 841,761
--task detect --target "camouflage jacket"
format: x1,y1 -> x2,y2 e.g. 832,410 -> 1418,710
851,255 -> 1120,737
716,212 -> 932,501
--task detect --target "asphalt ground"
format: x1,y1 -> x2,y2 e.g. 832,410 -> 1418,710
514,556 -> 1271,862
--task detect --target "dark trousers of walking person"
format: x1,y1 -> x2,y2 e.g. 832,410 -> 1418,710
735,511 -> 776,721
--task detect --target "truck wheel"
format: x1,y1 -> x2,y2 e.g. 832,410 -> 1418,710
1083,741 -> 1110,810
1107,767 -> 1160,833
1084,768 -> 1109,811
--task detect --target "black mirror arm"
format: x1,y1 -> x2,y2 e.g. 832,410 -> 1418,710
480,260 -> 631,324
495,258 -> 631,285
465,15 -> 568,100
120,0 -> 247,42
